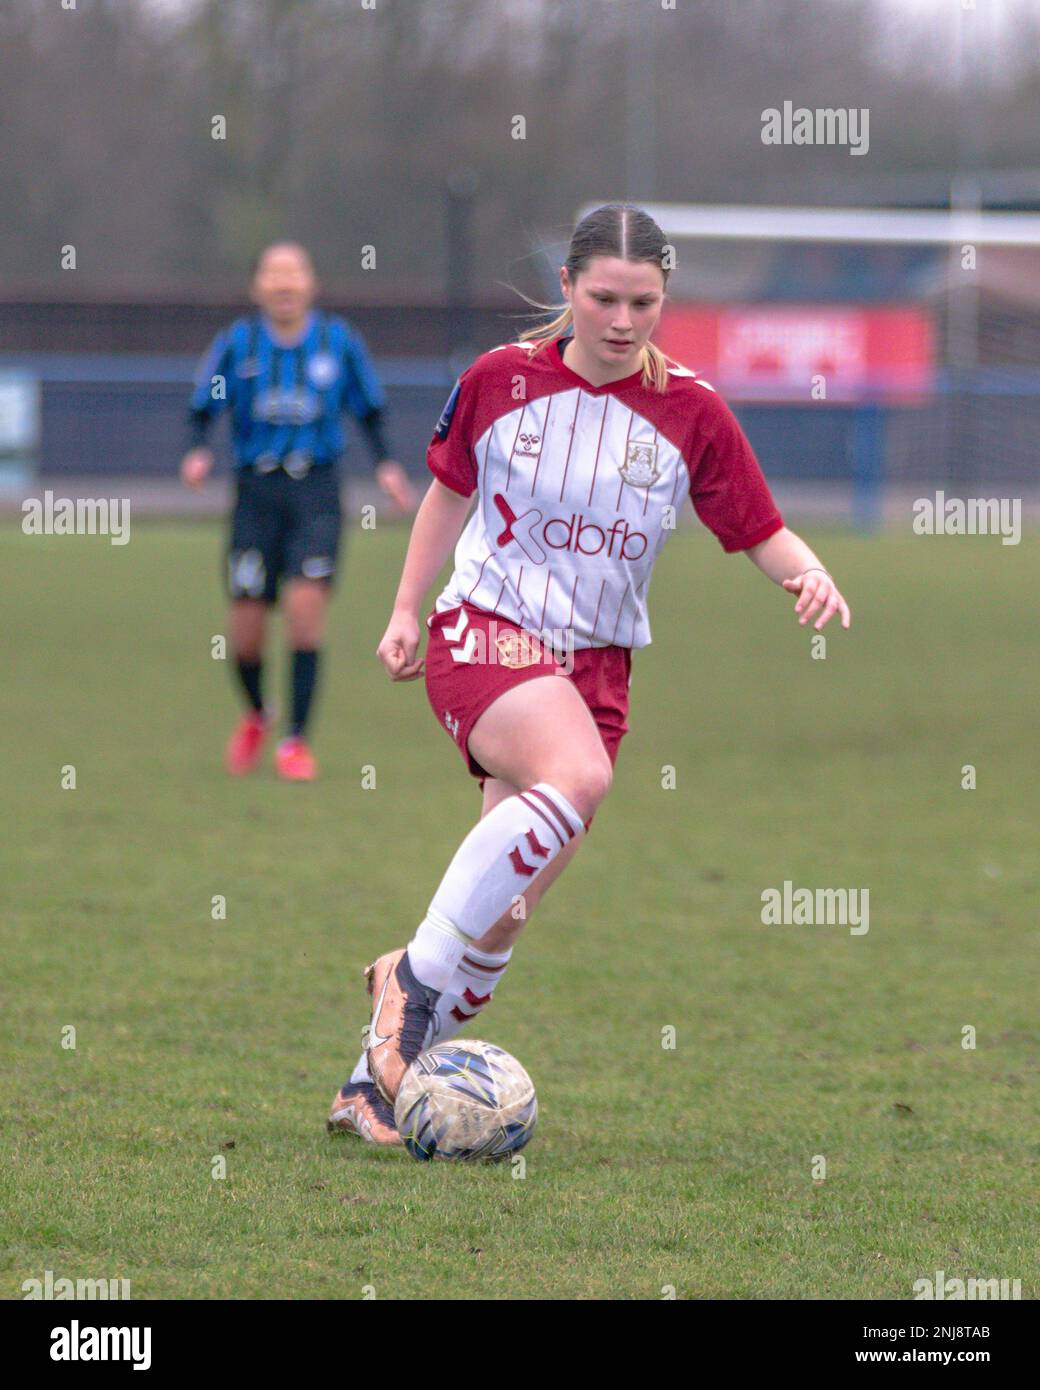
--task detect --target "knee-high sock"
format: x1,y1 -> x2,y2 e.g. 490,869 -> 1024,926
406,782 -> 583,991
289,648 -> 319,736
236,658 -> 264,712
346,944 -> 511,1086
349,1051 -> 374,1085
429,943 -> 512,1044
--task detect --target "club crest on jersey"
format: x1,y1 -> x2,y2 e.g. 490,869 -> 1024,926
494,630 -> 543,668
307,352 -> 339,389
618,441 -> 660,488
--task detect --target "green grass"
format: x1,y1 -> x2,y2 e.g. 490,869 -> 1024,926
1,517 -> 1037,1300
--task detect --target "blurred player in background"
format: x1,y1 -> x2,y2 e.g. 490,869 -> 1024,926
181,242 -> 414,780
328,203 -> 852,1145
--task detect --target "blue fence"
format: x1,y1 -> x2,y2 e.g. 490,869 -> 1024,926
2,354 -> 1036,529
0,354 -> 454,481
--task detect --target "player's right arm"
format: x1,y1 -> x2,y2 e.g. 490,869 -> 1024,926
376,479 -> 474,681
377,365 -> 480,680
180,328 -> 234,489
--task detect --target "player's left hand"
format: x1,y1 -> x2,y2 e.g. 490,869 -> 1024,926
375,460 -> 417,513
782,568 -> 851,631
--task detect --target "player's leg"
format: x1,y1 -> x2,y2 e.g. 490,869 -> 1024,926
342,772 -> 578,1088
230,597 -> 266,662
473,774 -> 583,948
366,675 -> 611,1100
276,577 -> 329,780
277,467 -> 341,780
224,475 -> 279,774
422,774 -> 583,1047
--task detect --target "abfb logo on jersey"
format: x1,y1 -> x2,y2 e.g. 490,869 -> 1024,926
543,512 -> 647,560
492,493 -> 646,562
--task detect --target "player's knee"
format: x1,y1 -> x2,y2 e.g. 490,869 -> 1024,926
581,756 -> 613,809
542,753 -> 612,820
284,584 -> 328,645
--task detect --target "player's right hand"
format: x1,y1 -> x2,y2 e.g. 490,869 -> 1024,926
180,448 -> 213,490
377,610 -> 424,681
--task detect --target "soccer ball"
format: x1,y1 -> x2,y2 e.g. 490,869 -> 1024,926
394,1040 -> 537,1162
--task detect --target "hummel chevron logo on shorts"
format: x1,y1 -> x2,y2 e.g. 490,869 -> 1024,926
443,608 -> 479,663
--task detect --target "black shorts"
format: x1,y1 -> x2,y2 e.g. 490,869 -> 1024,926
227,466 -> 343,603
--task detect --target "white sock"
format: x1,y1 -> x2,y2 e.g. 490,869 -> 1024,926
348,1050 -> 372,1085
407,782 -> 584,990
429,943 -> 512,1046
345,944 -> 511,1090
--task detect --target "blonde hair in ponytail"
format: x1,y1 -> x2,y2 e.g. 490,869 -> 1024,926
513,205 -> 684,393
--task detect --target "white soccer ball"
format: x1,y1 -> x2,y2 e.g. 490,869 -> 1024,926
394,1040 -> 537,1162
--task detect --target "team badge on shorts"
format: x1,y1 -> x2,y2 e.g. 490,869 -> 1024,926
618,441 -> 660,488
494,630 -> 543,669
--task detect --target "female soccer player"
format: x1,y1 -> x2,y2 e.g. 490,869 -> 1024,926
180,242 -> 414,780
328,204 -> 851,1145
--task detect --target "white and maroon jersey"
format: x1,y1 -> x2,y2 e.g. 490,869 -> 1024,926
426,337 -> 783,650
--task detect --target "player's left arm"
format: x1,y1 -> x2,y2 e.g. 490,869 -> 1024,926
745,527 -> 851,631
688,389 -> 851,632
338,323 -> 416,511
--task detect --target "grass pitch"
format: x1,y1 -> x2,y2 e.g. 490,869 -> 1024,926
2,514 -> 1037,1300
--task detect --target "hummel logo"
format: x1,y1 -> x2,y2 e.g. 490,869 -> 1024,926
508,827 -> 551,876
443,610 -> 468,642
443,608 -> 478,663
513,432 -> 541,458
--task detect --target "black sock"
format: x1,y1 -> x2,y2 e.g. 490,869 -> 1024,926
236,659 -> 264,713
289,649 -> 319,737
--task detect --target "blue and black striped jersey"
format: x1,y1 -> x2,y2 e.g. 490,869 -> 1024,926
188,311 -> 390,468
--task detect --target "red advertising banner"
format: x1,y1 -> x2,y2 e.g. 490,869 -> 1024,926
655,304 -> 936,403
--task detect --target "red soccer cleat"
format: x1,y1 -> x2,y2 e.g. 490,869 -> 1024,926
275,735 -> 317,781
224,710 -> 270,776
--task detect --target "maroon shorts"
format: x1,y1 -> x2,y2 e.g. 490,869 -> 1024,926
424,601 -> 631,782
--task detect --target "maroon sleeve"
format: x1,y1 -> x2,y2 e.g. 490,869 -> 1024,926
687,392 -> 784,553
426,364 -> 478,497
